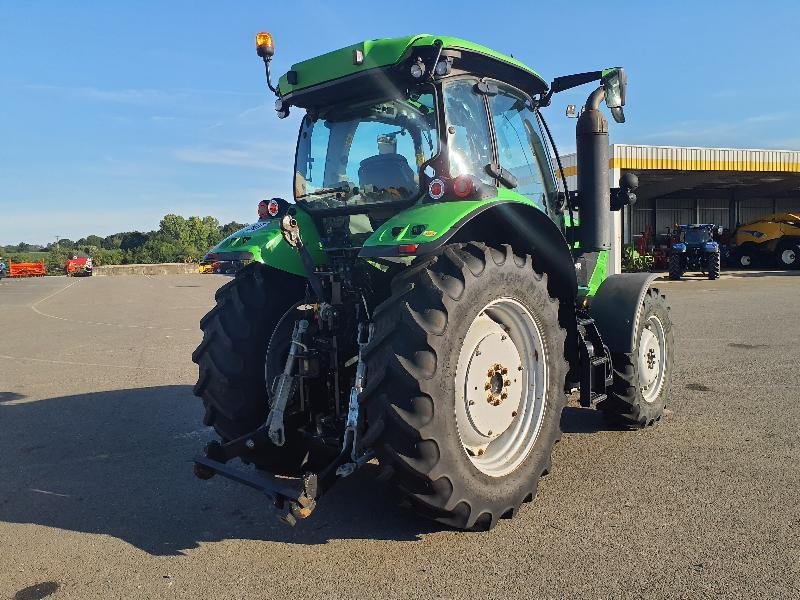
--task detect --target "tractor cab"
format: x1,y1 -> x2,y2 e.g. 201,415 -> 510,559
277,35 -> 562,251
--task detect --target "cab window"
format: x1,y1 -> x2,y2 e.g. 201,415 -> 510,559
489,85 -> 555,213
442,78 -> 493,184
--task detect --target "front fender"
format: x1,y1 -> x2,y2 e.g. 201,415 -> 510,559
588,272 -> 658,354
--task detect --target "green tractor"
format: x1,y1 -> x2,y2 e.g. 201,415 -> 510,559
192,32 -> 674,530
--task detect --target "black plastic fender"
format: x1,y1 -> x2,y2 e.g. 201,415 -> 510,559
588,272 -> 658,354
443,202 -> 578,304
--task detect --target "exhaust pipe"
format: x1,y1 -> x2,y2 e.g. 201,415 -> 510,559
576,87 -> 610,252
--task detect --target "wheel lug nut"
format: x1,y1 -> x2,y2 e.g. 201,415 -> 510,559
504,379 -> 511,386
501,393 -> 508,400
501,367 -> 508,375
512,411 -> 517,417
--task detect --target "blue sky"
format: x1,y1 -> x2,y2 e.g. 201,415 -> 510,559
1,0 -> 798,245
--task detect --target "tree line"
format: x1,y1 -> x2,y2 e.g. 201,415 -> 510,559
1,214 -> 246,274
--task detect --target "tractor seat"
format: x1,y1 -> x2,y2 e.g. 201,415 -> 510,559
358,153 -> 416,198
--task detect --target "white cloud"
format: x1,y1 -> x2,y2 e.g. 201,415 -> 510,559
173,142 -> 294,172
637,112 -> 793,148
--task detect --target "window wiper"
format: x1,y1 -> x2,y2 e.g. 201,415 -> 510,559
296,185 -> 354,199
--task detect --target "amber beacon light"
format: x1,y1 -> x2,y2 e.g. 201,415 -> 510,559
256,32 -> 275,59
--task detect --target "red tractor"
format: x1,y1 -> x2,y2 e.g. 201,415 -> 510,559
66,256 -> 93,276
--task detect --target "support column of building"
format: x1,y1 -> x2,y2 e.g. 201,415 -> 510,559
608,154 -> 622,275
729,190 -> 738,230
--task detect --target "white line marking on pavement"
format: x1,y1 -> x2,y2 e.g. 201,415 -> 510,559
27,279 -> 195,332
0,353 -> 160,371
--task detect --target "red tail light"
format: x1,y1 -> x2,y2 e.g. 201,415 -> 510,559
398,244 -> 419,255
453,175 -> 474,198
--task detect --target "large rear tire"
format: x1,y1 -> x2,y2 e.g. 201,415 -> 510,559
598,287 -> 673,428
668,254 -> 683,280
361,243 -> 568,530
707,253 -> 721,280
192,263 -> 309,474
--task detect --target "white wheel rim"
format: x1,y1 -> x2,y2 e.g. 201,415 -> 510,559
454,298 -> 548,478
638,315 -> 666,403
740,255 -> 751,266
781,249 -> 796,265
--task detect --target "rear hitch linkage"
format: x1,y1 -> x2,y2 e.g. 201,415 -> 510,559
193,214 -> 376,525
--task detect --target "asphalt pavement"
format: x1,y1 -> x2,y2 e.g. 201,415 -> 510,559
1,271 -> 798,599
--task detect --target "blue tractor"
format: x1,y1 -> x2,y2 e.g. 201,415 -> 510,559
668,224 -> 722,280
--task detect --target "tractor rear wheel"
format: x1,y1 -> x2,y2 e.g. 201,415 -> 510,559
598,287 -> 673,428
668,254 -> 682,280
192,263 -> 310,475
361,243 -> 568,530
707,253 -> 721,280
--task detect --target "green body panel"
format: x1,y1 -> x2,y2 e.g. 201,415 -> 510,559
278,34 -> 546,96
585,250 -> 608,297
208,208 -> 327,277
362,190 -> 543,250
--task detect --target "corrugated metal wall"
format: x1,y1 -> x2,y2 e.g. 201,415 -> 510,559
612,144 -> 800,172
740,198 -> 774,224
776,198 -> 800,214
699,201 -> 730,227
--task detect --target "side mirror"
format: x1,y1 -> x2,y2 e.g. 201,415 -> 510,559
601,67 -> 627,123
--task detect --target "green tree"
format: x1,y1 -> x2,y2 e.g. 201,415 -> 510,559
45,246 -> 68,275
220,221 -> 247,238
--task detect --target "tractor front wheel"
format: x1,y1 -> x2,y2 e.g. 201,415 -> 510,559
361,243 -> 568,530
598,287 -> 674,428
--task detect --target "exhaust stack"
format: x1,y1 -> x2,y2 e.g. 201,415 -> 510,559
576,87 -> 610,253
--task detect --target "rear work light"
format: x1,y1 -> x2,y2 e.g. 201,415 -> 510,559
398,244 -> 419,255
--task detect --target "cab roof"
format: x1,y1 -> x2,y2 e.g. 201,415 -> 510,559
277,34 -> 548,98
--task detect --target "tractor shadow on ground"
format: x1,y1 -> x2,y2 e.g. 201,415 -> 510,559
0,385 -> 439,556
0,391 -> 26,403
560,406 -> 626,434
